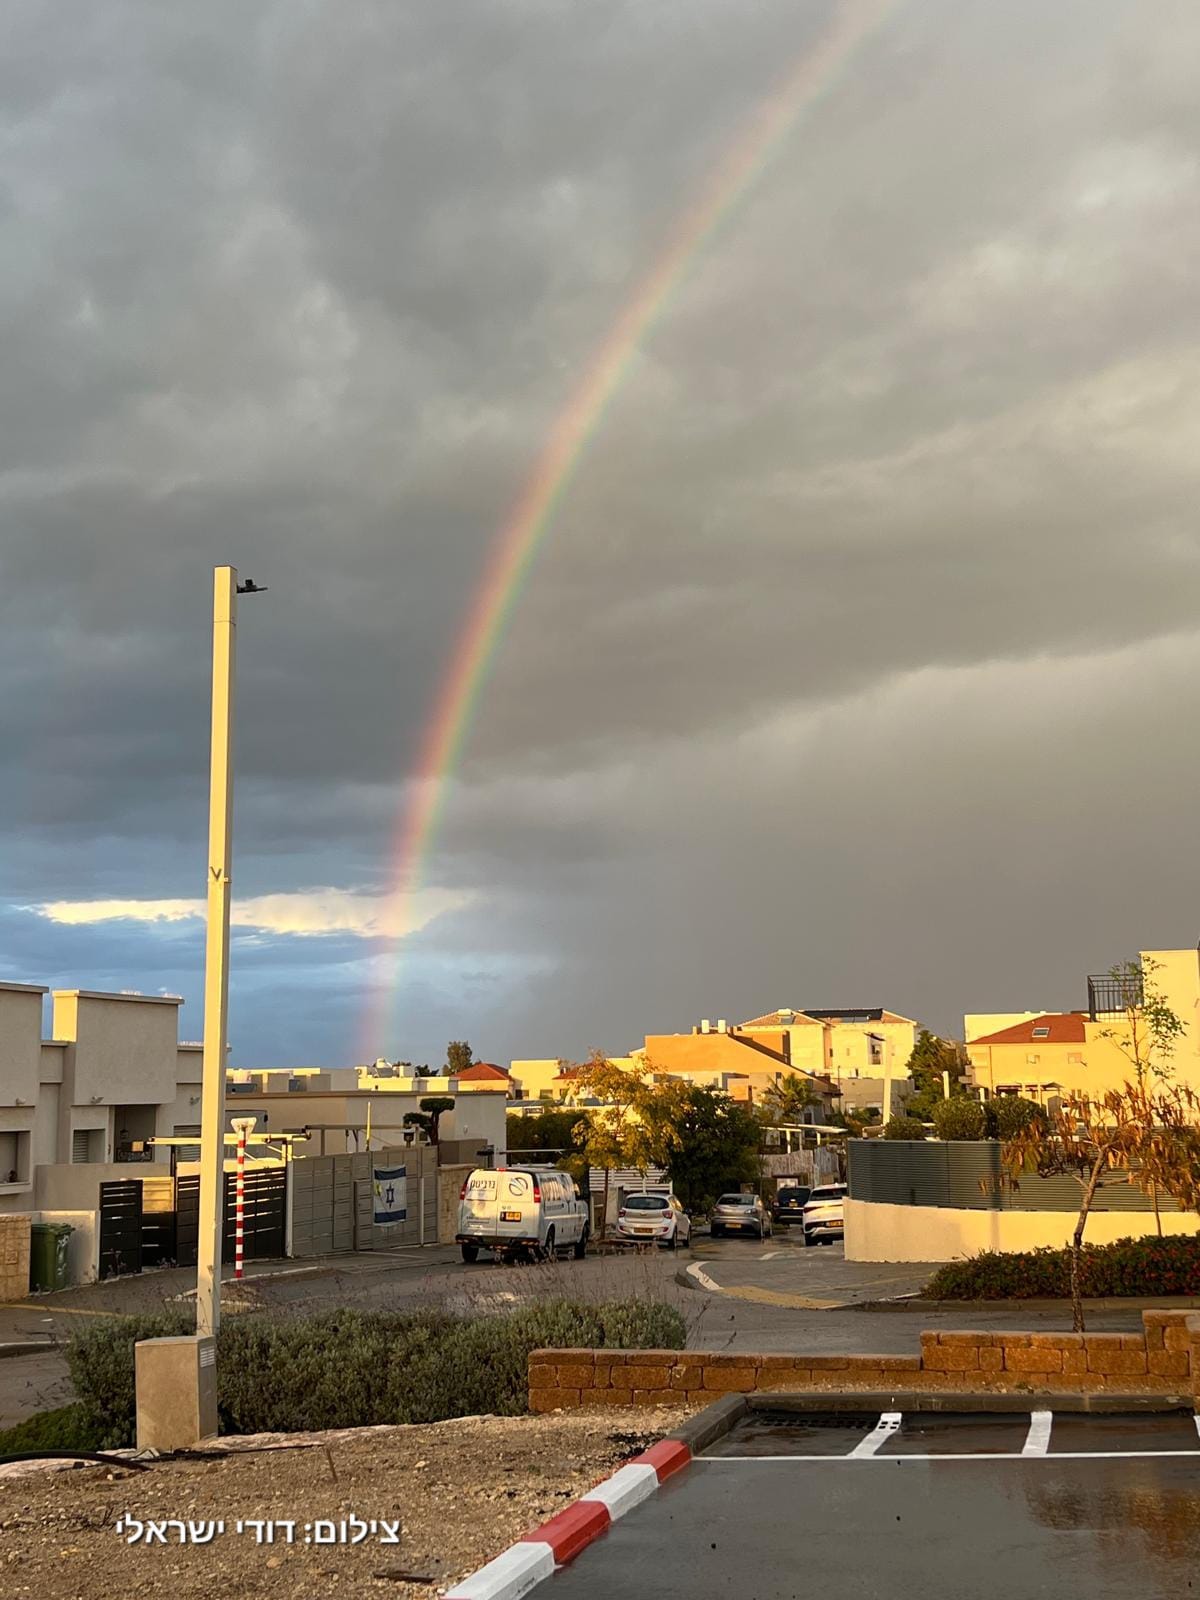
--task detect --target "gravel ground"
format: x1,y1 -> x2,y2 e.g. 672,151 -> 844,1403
0,1405 -> 694,1599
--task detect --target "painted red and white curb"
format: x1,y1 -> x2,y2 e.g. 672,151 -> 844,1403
445,1439 -> 691,1600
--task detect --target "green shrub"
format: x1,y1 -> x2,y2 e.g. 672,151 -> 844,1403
66,1309 -> 191,1448
67,1298 -> 687,1446
986,1096 -> 1047,1140
881,1115 -> 926,1141
931,1097 -> 988,1141
0,1403 -> 107,1457
925,1234 -> 1200,1300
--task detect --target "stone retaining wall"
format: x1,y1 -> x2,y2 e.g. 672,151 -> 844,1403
0,1214 -> 31,1301
528,1309 -> 1200,1410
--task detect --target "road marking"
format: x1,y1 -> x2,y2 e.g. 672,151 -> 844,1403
698,1449 -> 1200,1464
760,1251 -> 782,1261
1022,1411 -> 1053,1457
686,1262 -> 721,1292
1195,1416 -> 1200,1445
848,1412 -> 902,1457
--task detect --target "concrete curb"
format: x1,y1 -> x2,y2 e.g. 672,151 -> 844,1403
0,1341 -> 53,1359
858,1294 -> 1200,1314
743,1389 -> 1196,1415
444,1437 -> 694,1599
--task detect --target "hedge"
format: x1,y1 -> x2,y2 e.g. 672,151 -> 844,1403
925,1234 -> 1200,1300
0,1403 -> 106,1457
64,1298 -> 687,1449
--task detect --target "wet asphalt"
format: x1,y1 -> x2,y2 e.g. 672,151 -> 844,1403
544,1411 -> 1200,1600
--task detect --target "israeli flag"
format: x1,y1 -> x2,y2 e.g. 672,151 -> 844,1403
373,1164 -> 407,1224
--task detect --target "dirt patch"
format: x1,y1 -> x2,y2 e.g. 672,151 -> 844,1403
0,1404 -> 694,1598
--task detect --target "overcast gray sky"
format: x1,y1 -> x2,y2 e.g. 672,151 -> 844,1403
4,0 -> 1200,1068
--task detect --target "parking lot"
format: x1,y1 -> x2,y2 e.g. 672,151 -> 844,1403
542,1408 -> 1200,1599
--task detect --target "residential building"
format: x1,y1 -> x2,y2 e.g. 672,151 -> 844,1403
0,982 -> 202,1215
738,1006 -> 918,1112
965,946 -> 1200,1100
508,1058 -> 639,1102
226,1065 -> 509,1166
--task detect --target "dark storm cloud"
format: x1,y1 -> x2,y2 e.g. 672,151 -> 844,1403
3,0 -> 1200,1064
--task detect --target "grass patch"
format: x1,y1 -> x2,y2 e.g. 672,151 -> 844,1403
0,1403 -> 106,1456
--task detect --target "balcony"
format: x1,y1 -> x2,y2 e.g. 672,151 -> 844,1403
1087,971 -> 1142,1020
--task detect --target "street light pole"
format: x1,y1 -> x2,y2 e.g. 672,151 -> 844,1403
134,565 -> 263,1452
196,567 -> 238,1340
195,567 -> 265,1338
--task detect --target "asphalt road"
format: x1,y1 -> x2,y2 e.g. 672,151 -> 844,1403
0,1236 -> 1154,1427
543,1410 -> 1200,1599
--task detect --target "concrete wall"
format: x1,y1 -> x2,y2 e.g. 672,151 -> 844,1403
0,984 -> 45,1108
845,1197 -> 1200,1262
528,1309 -> 1200,1409
54,990 -> 181,1107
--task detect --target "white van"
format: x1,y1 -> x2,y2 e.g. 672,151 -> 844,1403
456,1167 -> 589,1264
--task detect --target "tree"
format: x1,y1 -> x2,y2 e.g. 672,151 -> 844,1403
761,1073 -> 824,1125
403,1095 -> 455,1145
652,1086 -> 761,1214
985,1095 -> 1046,1140
905,1029 -> 969,1120
1096,958 -> 1187,1234
932,1097 -> 987,1141
881,1114 -> 926,1141
568,1050 -> 649,1228
1002,1080 -> 1200,1331
446,1041 -> 474,1076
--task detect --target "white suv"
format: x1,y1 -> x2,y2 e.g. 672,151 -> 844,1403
802,1183 -> 847,1247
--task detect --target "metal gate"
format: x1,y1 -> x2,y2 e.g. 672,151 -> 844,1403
98,1180 -> 143,1279
172,1170 -> 286,1268
223,1167 -> 286,1262
175,1175 -> 200,1268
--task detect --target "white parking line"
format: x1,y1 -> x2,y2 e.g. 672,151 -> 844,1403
849,1412 -> 902,1457
698,1450 -> 1200,1464
1022,1411 -> 1053,1457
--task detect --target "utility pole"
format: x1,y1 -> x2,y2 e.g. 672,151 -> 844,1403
196,567 -> 265,1337
196,567 -> 238,1339
134,566 -> 264,1450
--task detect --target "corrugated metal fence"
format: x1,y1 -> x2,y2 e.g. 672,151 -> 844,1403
848,1139 -> 1185,1213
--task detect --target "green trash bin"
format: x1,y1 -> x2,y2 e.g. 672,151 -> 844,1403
29,1222 -> 74,1292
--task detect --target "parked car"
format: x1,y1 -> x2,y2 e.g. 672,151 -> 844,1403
772,1185 -> 812,1225
456,1166 -> 589,1263
615,1192 -> 692,1249
710,1193 -> 773,1239
802,1182 -> 847,1246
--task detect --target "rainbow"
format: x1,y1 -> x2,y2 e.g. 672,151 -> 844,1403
367,0 -> 897,1054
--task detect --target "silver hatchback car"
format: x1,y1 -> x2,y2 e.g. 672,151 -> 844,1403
709,1192 -> 772,1240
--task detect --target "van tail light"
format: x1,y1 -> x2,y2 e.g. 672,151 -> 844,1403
459,1179 -> 470,1200
532,1179 -> 541,1202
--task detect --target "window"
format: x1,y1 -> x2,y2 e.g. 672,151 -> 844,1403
1026,1053 -> 1040,1065
1067,1053 -> 1083,1065
72,1128 -> 105,1164
1031,1026 -> 1051,1039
